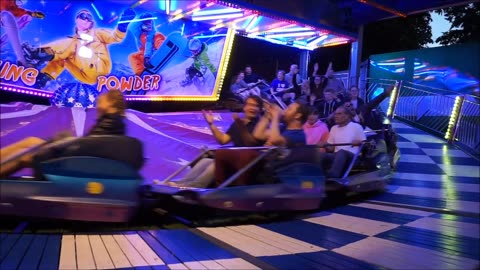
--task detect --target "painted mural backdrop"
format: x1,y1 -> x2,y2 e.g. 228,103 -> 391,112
0,0 -> 228,107
369,43 -> 480,98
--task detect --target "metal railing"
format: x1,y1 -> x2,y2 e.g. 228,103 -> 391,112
363,78 -> 480,157
393,82 -> 457,137
455,98 -> 480,155
363,78 -> 397,113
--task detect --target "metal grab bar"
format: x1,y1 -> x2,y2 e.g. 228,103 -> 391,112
342,143 -> 366,179
161,147 -> 209,184
210,147 -> 277,190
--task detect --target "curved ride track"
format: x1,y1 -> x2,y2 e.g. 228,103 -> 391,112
1,103 -> 479,270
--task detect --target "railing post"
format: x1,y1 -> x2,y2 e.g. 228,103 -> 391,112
386,80 -> 401,119
445,95 -> 465,143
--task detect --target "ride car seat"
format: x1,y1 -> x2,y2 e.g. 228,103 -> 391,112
33,135 -> 144,179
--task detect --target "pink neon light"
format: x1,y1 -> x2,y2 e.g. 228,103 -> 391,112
0,84 -> 53,97
186,1 -> 201,9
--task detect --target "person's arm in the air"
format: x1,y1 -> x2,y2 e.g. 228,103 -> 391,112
265,106 -> 287,146
203,110 -> 231,145
253,115 -> 271,142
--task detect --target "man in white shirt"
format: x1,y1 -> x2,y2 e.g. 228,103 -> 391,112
320,106 -> 366,178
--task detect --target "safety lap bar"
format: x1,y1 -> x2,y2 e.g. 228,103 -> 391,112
161,147 -> 209,184
341,143 -> 365,179
213,147 -> 277,190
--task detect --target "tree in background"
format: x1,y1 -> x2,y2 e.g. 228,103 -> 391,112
435,2 -> 480,46
362,13 -> 433,59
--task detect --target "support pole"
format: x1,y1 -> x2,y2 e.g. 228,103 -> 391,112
299,50 -> 310,80
349,25 -> 364,88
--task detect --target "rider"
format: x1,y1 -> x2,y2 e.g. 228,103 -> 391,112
0,90 -> 128,178
211,101 -> 309,187
319,105 -> 366,178
230,72 -> 261,101
167,95 -> 264,188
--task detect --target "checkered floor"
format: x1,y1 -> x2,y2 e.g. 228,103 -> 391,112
1,120 -> 479,270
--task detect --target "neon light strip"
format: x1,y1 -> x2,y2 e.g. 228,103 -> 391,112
191,12 -> 244,21
165,0 -> 170,15
90,3 -> 103,20
186,1 -> 201,9
245,15 -> 258,32
118,17 -> 158,24
193,8 -> 242,16
265,26 -> 312,33
307,35 -> 328,45
265,31 -> 316,38
0,83 -> 54,98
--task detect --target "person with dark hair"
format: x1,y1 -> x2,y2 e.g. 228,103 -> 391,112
253,101 -> 307,147
270,70 -> 296,104
285,64 -> 303,100
309,75 -> 327,106
317,88 -> 341,119
231,72 -> 260,100
303,108 -> 329,146
346,86 -> 365,110
0,90 -> 128,178
213,101 -> 307,187
168,96 -> 264,188
244,65 -> 263,85
319,106 -> 366,178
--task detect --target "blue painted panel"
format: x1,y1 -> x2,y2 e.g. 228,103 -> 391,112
137,231 -> 182,265
164,230 -> 236,260
260,220 -> 366,250
391,177 -> 480,189
18,235 -> 48,270
376,226 -> 480,260
0,234 -> 34,270
329,205 -> 423,224
259,254 -> 326,270
38,235 -> 61,270
300,251 -> 386,270
396,136 -> 412,142
395,163 -> 445,174
396,148 -> 426,155
394,128 -> 429,135
415,143 -> 457,149
429,156 -> 480,166
149,230 -> 207,263
430,214 -> 480,224
372,193 -> 450,209
0,234 -> 21,262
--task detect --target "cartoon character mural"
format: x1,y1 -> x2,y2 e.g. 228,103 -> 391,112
128,13 -> 166,76
23,8 -> 136,88
180,38 -> 217,87
1,0 -> 45,66
0,0 -> 229,107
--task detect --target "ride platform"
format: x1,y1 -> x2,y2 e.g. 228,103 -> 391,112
0,104 -> 479,270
